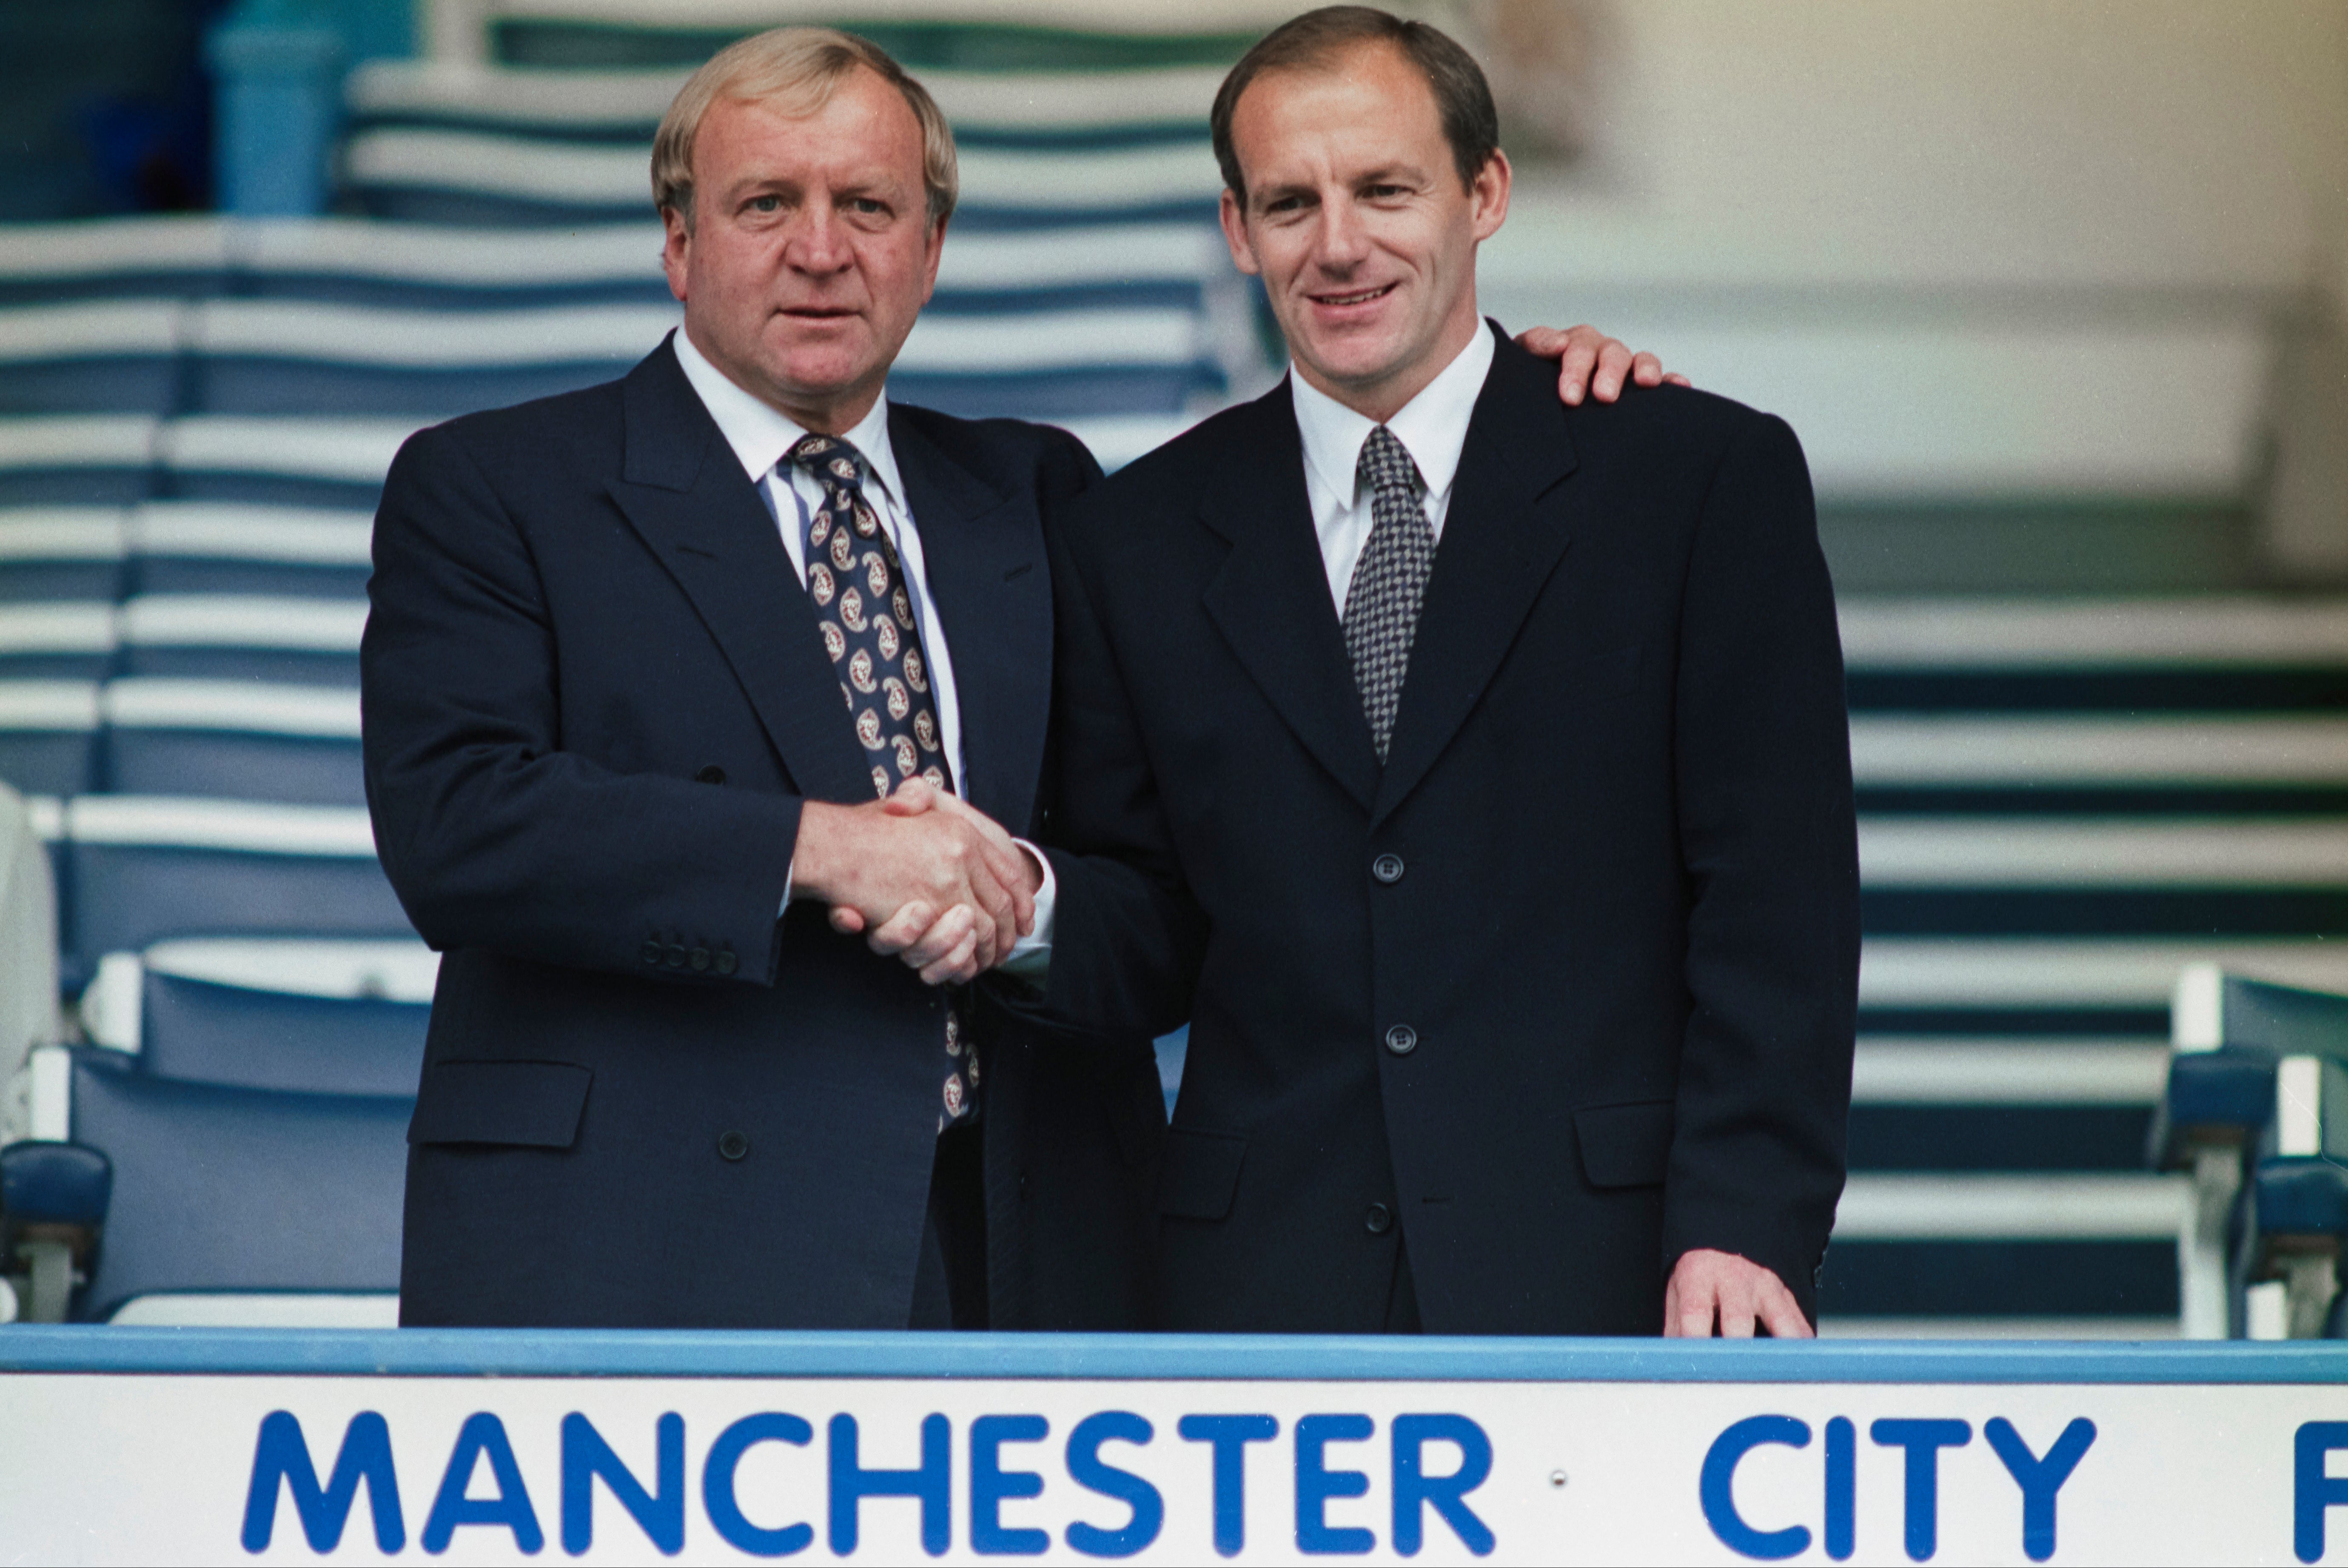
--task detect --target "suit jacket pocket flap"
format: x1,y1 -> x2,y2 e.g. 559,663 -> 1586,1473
409,1060 -> 591,1149
1573,1099 -> 1674,1189
1157,1128 -> 1247,1220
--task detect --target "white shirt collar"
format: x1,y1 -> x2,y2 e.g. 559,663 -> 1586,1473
670,326 -> 906,508
1290,321 -> 1496,509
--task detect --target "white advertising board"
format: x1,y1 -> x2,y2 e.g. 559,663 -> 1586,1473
2,1331 -> 2346,1565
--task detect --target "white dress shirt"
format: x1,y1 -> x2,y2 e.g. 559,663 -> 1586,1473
672,328 -> 1054,966
1290,323 -> 1496,612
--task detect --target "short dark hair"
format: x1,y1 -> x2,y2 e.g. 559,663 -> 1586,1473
1210,6 -> 1500,208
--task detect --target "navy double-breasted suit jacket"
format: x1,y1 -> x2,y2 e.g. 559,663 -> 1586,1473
363,337 -> 1163,1329
1033,325 -> 1860,1334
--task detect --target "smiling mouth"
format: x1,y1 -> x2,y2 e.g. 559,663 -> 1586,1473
1309,283 -> 1396,308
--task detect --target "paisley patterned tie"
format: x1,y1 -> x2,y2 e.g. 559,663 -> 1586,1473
1342,425 -> 1435,763
786,432 -> 976,1127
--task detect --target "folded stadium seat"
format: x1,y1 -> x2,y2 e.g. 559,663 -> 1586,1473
338,59 -> 1226,229
0,782 -> 62,1149
0,302 -> 187,418
157,415 -> 410,510
59,795 -> 410,975
234,216 -> 675,310
0,215 -> 229,307
0,603 -> 117,681
99,679 -> 363,804
1823,596 -> 2348,1337
128,502 -> 371,599
0,682 -> 100,798
0,416 -> 158,507
78,937 -> 433,1097
0,508 -> 130,601
1,1043 -> 406,1325
185,297 -> 679,420
116,594 -> 363,686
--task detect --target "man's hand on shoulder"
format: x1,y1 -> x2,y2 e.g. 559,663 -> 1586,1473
1663,1248 -> 1813,1339
1517,323 -> 1691,408
794,779 -> 1037,985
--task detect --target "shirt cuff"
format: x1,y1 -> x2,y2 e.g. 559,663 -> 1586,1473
997,838 -> 1055,981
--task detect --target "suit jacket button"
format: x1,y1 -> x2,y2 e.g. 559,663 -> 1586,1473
1365,1203 -> 1393,1235
690,947 -> 710,972
666,944 -> 687,968
718,1130 -> 750,1161
1372,853 -> 1405,884
640,941 -> 663,965
695,764 -> 726,784
715,949 -> 738,976
1385,1024 -> 1418,1055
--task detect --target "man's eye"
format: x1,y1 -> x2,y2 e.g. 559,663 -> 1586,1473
1365,184 -> 1408,200
847,198 -> 887,216
748,196 -> 782,213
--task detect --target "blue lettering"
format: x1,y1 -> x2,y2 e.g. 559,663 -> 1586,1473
421,1412 -> 543,1554
1983,1417 -> 2095,1564
970,1414 -> 1050,1556
1064,1411 -> 1163,1559
560,1411 -> 683,1555
1177,1414 -> 1279,1559
240,1410 -> 405,1554
1700,1415 -> 1813,1561
829,1412 -> 950,1556
1390,1413 -> 1493,1557
1870,1419 -> 1971,1562
2295,1421 -> 2348,1563
1824,1417 -> 1855,1562
1294,1414 -> 1375,1555
702,1413 -> 815,1558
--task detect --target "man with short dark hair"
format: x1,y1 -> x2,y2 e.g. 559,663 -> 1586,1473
1013,6 -> 1859,1337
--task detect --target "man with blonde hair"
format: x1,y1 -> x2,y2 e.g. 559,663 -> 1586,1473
363,22 -> 1670,1329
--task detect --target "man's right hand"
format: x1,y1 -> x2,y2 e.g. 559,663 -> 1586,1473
790,781 -> 1035,980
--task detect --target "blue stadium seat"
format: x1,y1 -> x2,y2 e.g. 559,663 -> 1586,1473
60,795 -> 410,971
0,508 -> 130,602
0,417 -> 157,507
0,682 -> 100,797
157,416 -> 409,510
237,217 -> 675,310
116,594 -> 364,686
0,302 -> 185,418
0,216 -> 228,307
99,679 -> 364,804
3,1043 -> 407,1323
130,503 -> 372,599
185,298 -> 675,419
78,937 -> 433,1097
0,603 -> 117,681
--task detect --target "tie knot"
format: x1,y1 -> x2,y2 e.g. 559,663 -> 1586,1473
1357,425 -> 1419,498
787,433 -> 866,487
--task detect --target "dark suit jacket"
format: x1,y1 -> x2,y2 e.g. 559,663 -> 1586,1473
363,336 -> 1163,1329
1034,324 -> 1858,1334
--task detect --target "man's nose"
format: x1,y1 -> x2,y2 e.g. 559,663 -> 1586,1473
783,202 -> 855,275
1310,193 -> 1373,272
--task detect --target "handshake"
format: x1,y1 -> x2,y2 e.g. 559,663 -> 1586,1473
789,778 -> 1042,986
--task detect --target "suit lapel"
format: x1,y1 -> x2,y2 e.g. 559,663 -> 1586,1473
1372,331 -> 1580,827
606,338 -> 873,805
888,408 -> 1049,832
1199,385 -> 1382,813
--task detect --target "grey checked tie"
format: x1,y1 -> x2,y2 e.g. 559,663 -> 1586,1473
1342,426 -> 1435,763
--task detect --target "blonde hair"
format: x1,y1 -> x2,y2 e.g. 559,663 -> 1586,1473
651,27 -> 958,229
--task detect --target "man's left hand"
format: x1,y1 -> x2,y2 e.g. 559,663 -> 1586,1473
1663,1248 -> 1813,1338
1518,324 -> 1690,407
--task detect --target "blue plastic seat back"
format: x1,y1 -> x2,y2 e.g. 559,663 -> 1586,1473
0,417 -> 159,507
134,939 -> 432,1096
0,302 -> 185,417
130,503 -> 374,600
63,798 -> 411,968
63,1049 -> 409,1321
103,728 -> 366,805
2219,974 -> 2348,1061
0,507 -> 131,601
